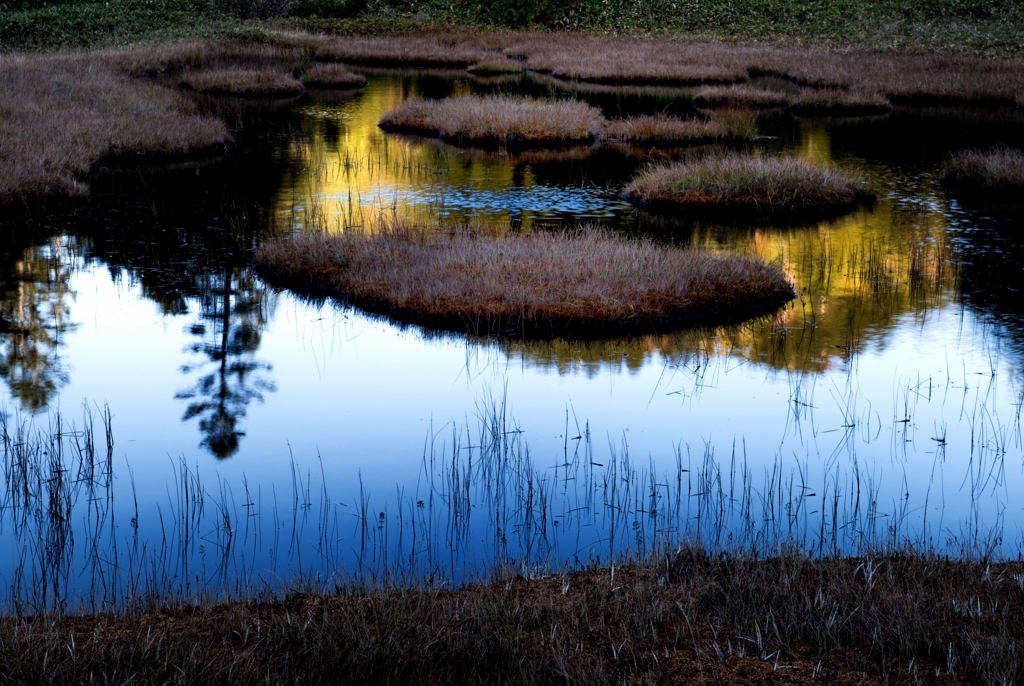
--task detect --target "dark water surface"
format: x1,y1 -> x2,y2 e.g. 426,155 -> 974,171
3,72 -> 1024,607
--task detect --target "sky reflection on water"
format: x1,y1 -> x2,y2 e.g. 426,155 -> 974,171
2,72 -> 1024,596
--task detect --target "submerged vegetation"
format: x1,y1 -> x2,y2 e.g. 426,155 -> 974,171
939,147 -> 1024,198
625,153 -> 875,220
255,221 -> 795,337
180,67 -> 305,97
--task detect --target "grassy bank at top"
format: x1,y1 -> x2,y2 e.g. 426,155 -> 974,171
1,0 -> 1022,56
1,549 -> 1021,684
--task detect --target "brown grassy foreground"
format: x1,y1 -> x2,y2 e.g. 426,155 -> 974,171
378,94 -> 605,147
2,550 -> 1021,684
180,67 -> 306,97
938,147 -> 1024,197
301,62 -> 367,89
0,51 -> 231,203
255,222 -> 794,337
625,153 -> 874,221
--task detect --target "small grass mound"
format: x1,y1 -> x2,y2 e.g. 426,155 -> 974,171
602,111 -> 757,144
466,56 -> 523,75
180,68 -> 305,98
549,58 -> 747,85
378,94 -> 604,147
786,89 -> 892,116
693,84 -> 791,109
695,84 -> 891,115
625,153 -> 874,221
255,222 -> 795,338
301,63 -> 367,89
938,147 -> 1024,198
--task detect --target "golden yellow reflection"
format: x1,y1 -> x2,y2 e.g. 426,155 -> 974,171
0,236 -> 78,411
271,79 -> 588,233
274,81 -> 959,376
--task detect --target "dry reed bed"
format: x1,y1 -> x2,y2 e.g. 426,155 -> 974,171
179,68 -> 305,98
939,147 -> 1024,197
0,52 -> 230,203
625,153 -> 874,221
2,551 -> 1021,684
255,222 -> 794,338
316,33 -> 1024,106
301,63 -> 367,89
378,95 -> 605,147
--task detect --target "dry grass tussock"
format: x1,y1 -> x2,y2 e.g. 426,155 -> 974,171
180,68 -> 305,98
380,95 -> 757,147
625,153 -> 874,220
2,551 -> 1022,685
939,147 -> 1024,196
255,221 -> 794,337
694,83 -> 792,109
378,95 -> 604,146
0,52 -> 230,203
509,35 -> 755,85
466,56 -> 524,75
603,110 -> 757,144
695,83 -> 891,115
301,63 -> 367,89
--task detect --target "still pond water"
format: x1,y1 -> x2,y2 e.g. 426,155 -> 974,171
3,72 -> 1024,603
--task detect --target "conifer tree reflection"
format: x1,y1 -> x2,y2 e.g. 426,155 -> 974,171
176,268 -> 276,459
0,237 -> 77,412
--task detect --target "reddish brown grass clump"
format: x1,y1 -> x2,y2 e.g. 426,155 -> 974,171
180,68 -> 306,98
378,94 -> 604,147
938,147 -> 1024,198
625,153 -> 874,221
0,53 -> 230,204
301,63 -> 368,89
255,221 -> 794,338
